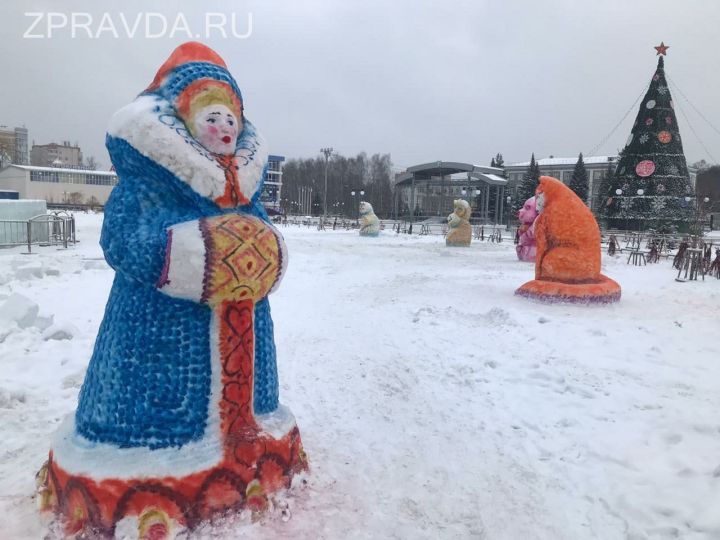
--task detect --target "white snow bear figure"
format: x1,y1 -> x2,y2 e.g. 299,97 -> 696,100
358,201 -> 380,237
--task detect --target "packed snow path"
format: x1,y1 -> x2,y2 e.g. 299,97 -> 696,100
1,213 -> 719,539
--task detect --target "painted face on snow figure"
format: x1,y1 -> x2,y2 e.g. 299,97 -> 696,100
518,196 -> 539,224
192,104 -> 241,155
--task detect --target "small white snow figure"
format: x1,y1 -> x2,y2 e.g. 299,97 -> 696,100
358,201 -> 380,236
446,199 -> 472,246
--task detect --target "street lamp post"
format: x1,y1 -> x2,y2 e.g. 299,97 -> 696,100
320,147 -> 333,219
351,189 -> 365,224
437,160 -> 443,219
506,195 -> 512,227
684,194 -> 698,234
684,194 -> 714,233
702,197 -> 714,230
615,189 -> 626,230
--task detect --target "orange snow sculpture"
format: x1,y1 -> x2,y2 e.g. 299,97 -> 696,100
515,176 -> 621,303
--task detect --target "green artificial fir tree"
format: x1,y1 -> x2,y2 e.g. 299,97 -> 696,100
568,153 -> 589,204
597,155 -> 620,211
600,43 -> 694,231
514,153 -> 541,212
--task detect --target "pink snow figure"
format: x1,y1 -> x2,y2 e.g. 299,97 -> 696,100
516,196 -> 539,262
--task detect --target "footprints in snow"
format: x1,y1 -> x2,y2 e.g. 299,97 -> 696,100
411,305 -> 516,328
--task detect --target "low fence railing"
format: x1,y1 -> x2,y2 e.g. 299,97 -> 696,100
276,214 -> 515,240
0,212 -> 76,253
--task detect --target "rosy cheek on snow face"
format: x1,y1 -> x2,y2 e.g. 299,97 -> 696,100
195,125 -> 215,150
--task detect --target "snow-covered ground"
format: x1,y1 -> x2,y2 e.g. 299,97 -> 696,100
1,213 -> 719,539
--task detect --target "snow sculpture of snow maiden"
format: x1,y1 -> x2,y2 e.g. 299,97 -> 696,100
37,42 -> 307,538
446,199 -> 472,247
515,176 -> 621,303
516,196 -> 538,262
358,201 -> 380,236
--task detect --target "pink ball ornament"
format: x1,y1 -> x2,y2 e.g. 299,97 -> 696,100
636,160 -> 655,177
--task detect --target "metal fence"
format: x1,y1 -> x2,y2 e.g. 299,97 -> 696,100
0,212 -> 76,253
276,214 -> 516,241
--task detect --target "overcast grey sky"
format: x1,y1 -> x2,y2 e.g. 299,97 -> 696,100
1,0 -> 719,170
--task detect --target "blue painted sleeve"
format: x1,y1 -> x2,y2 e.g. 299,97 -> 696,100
100,178 -> 170,286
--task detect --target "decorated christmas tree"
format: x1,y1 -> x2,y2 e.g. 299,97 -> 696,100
600,43 -> 694,230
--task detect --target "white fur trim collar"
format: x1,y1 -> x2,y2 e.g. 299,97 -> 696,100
108,94 -> 268,203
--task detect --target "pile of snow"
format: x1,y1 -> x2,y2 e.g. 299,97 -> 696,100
0,213 -> 719,539
0,293 -> 40,329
